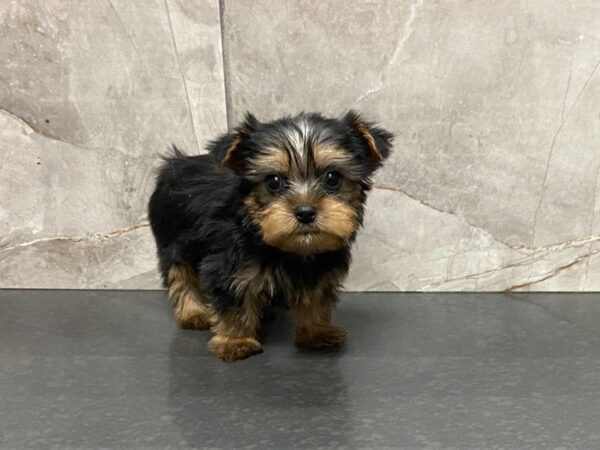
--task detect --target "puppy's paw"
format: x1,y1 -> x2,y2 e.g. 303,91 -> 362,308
295,325 -> 348,349
175,295 -> 214,330
178,313 -> 212,330
207,335 -> 263,362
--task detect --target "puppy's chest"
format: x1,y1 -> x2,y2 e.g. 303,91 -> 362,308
231,261 -> 337,303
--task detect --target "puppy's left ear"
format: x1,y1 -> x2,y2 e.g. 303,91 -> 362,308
343,110 -> 393,163
210,112 -> 260,172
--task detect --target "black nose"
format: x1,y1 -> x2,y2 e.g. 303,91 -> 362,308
294,205 -> 317,224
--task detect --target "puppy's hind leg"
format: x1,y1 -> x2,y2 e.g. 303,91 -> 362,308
167,264 -> 213,330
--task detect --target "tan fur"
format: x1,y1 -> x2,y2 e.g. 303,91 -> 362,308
312,144 -> 356,172
295,324 -> 347,348
313,196 -> 358,249
167,264 -> 213,329
221,134 -> 242,169
293,287 -> 347,349
211,300 -> 263,338
245,193 -> 358,255
245,196 -> 299,250
207,335 -> 262,362
354,121 -> 383,161
209,284 -> 266,361
247,147 -> 290,177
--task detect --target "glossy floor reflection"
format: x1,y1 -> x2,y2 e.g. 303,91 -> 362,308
2,290 -> 600,449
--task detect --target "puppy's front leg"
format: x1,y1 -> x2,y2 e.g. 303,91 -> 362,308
208,299 -> 263,362
293,290 -> 347,349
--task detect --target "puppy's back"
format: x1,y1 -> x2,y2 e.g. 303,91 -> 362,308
148,149 -> 245,278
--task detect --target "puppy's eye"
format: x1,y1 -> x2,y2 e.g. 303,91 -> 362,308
324,171 -> 342,189
265,174 -> 285,192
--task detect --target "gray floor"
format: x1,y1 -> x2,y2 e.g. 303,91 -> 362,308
2,291 -> 600,450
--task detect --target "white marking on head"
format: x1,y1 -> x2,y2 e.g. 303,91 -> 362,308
297,116 -> 311,143
281,116 -> 318,170
283,125 -> 304,159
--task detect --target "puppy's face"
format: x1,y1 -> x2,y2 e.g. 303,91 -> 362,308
212,112 -> 393,255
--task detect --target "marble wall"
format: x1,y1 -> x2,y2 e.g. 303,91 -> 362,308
2,0 -> 599,291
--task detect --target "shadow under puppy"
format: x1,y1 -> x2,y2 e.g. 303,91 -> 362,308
148,111 -> 392,361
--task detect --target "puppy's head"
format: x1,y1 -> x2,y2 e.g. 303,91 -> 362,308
210,111 -> 393,255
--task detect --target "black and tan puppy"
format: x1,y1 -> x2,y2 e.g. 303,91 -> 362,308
148,111 -> 392,361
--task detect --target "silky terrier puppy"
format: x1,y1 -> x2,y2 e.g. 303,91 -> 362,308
148,111 -> 392,361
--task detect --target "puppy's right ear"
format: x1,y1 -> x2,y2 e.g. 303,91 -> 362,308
210,112 -> 259,172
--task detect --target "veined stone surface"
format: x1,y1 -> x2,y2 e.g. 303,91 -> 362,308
223,0 -> 600,291
2,0 -> 600,290
0,0 -> 225,288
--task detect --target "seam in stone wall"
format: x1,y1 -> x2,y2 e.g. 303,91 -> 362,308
218,0 -> 233,130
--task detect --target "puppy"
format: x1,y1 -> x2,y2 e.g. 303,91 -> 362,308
148,111 -> 392,361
